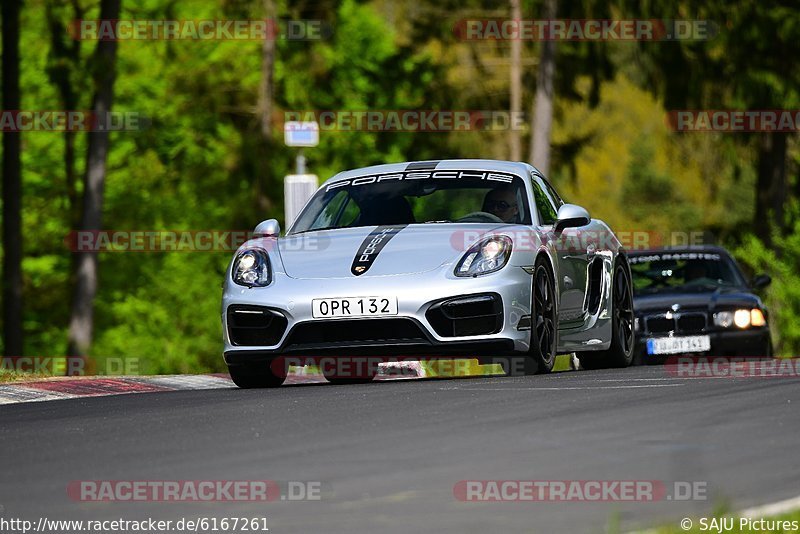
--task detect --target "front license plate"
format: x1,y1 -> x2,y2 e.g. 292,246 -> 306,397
312,296 -> 398,319
646,335 -> 711,355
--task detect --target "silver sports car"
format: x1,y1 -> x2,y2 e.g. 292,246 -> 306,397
222,159 -> 634,387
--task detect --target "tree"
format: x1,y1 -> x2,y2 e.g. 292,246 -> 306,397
67,0 -> 122,360
620,0 -> 800,246
259,0 -> 276,141
256,0 -> 277,214
45,0 -> 86,230
528,0 -> 557,175
2,0 -> 23,358
509,0 -> 522,161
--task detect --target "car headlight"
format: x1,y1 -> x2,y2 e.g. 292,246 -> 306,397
455,236 -> 512,277
232,248 -> 271,287
750,308 -> 767,327
714,311 -> 734,328
713,309 -> 767,329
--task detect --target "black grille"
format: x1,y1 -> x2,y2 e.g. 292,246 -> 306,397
644,312 -> 708,335
227,305 -> 288,346
426,293 -> 503,337
646,316 -> 674,334
677,313 -> 707,333
284,318 -> 428,348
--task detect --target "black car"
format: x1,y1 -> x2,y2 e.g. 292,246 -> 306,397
628,246 -> 772,363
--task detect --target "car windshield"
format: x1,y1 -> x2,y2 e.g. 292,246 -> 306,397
629,252 -> 746,295
289,170 -> 532,234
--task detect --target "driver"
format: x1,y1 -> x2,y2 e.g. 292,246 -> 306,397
482,184 -> 520,223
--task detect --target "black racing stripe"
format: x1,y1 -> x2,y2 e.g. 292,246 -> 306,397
351,225 -> 408,276
405,160 -> 441,171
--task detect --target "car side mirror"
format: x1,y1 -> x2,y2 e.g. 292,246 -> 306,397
254,219 -> 281,237
553,204 -> 590,234
751,273 -> 771,290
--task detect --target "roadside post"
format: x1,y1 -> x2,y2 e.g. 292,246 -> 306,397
283,121 -> 319,228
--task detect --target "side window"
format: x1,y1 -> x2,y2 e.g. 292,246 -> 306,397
531,180 -> 558,225
542,178 -> 564,208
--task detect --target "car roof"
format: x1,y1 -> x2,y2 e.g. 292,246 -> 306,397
322,159 -> 541,186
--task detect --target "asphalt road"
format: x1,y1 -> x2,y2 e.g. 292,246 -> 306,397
1,365 -> 799,534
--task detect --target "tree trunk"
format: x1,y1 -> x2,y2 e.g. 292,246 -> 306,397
45,0 -> 84,229
509,0 -> 521,161
259,0 -> 276,141
2,0 -> 24,358
529,0 -> 558,176
754,132 -> 787,248
67,0 -> 121,360
255,0 -> 277,214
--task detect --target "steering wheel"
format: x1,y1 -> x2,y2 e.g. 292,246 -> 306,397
457,211 -> 504,223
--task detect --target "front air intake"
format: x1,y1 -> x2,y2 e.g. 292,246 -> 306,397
426,293 -> 503,337
227,305 -> 288,346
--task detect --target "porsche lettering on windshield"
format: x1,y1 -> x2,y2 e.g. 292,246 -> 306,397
326,170 -> 515,192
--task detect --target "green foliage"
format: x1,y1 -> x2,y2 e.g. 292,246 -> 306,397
622,139 -> 701,230
736,215 -> 800,357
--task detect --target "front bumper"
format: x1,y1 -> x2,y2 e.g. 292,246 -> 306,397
222,266 -> 533,364
635,328 -> 772,362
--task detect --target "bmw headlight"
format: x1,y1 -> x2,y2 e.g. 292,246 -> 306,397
232,248 -> 271,287
455,236 -> 512,277
713,309 -> 767,329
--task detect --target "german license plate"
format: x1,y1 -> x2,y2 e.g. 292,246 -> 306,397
646,335 -> 710,355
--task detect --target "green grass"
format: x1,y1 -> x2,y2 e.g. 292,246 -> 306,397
0,369 -> 53,383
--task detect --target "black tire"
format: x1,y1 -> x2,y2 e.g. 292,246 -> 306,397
228,362 -> 286,388
580,259 -> 635,369
492,256 -> 558,376
529,257 -> 558,374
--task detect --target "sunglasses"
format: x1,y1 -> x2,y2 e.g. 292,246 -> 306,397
485,200 -> 517,211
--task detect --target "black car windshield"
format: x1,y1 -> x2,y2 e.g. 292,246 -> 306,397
289,170 -> 532,234
629,252 -> 746,295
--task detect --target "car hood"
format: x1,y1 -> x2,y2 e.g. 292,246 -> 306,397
633,287 -> 761,314
277,224 -> 510,279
